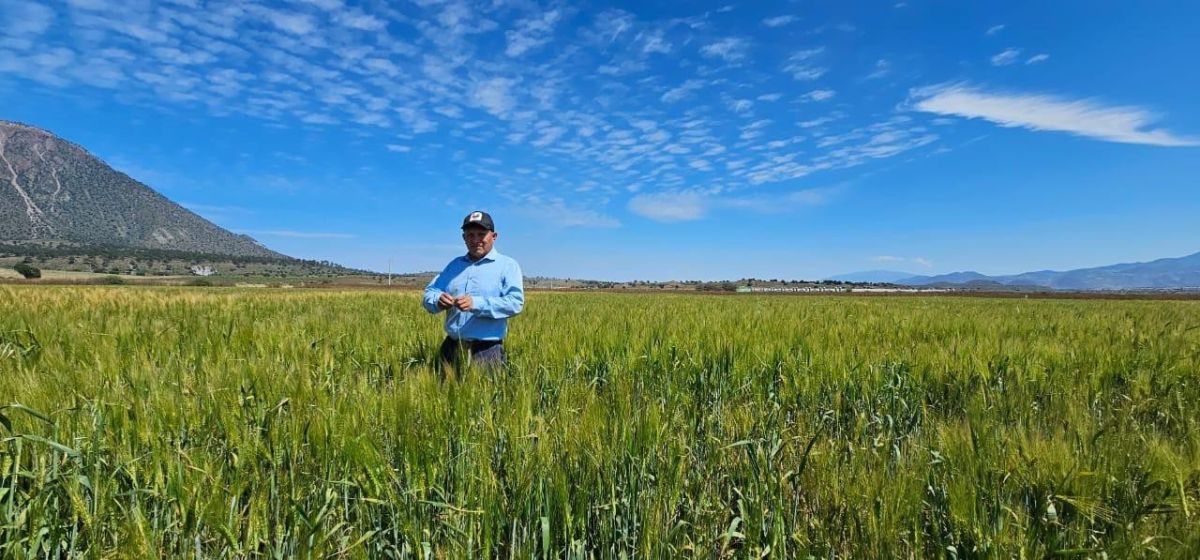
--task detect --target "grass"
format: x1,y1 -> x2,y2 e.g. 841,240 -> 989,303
1,286 -> 1198,557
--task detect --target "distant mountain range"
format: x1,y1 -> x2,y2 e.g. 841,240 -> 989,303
831,251 -> 1200,290
826,270 -> 922,283
0,120 -> 281,258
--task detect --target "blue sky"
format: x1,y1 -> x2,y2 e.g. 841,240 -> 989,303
2,0 -> 1198,280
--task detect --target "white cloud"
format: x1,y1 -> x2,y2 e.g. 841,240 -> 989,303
505,9 -> 561,57
299,112 -> 336,124
910,83 -> 1199,147
799,116 -> 837,128
728,99 -> 753,113
700,37 -> 749,62
516,197 -> 620,228
66,0 -> 110,10
866,59 -> 890,80
629,186 -> 839,222
628,191 -> 707,222
990,48 -> 1021,66
783,48 -> 826,80
1,0 -> 54,36
335,9 -> 386,31
800,89 -> 836,102
263,10 -> 316,35
471,77 -> 517,118
661,79 -> 704,103
762,15 -> 797,27
722,186 -> 840,213
396,106 -> 437,133
152,46 -> 215,65
302,0 -> 343,9
640,30 -> 671,54
1026,53 -> 1049,65
8,0 -> 987,230
986,24 -> 1005,36
531,126 -> 567,147
588,9 -> 634,45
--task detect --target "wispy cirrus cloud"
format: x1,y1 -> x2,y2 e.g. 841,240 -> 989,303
990,48 -> 1021,66
628,191 -> 707,222
471,77 -> 518,118
799,89 -> 836,102
699,37 -> 749,62
2,1 -> 952,230
1026,53 -> 1049,65
865,59 -> 890,80
661,79 -> 705,103
762,15 -> 797,28
783,47 -> 826,80
628,186 -> 841,222
910,83 -> 1199,147
505,9 -> 562,57
1,0 -> 54,37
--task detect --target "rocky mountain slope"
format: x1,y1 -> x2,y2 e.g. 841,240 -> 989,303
0,120 -> 281,258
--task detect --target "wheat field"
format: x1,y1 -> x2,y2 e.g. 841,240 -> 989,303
1,286 -> 1198,558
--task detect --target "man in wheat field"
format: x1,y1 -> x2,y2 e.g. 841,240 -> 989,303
422,211 -> 524,375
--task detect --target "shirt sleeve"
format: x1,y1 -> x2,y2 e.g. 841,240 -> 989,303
473,259 -> 524,319
422,263 -> 452,314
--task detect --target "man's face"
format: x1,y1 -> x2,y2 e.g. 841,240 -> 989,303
462,226 -> 497,259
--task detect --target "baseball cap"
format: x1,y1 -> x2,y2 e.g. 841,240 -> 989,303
461,210 -> 495,231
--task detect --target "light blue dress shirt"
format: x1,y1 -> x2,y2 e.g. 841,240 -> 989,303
422,249 -> 524,341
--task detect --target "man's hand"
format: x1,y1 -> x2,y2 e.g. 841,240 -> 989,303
437,292 -> 456,310
455,294 -> 474,311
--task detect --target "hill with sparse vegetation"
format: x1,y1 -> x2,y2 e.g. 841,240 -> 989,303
0,120 -> 281,258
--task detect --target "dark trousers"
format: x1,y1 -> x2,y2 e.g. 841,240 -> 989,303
439,336 -> 507,372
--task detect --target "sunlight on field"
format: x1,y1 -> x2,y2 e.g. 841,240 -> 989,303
2,286 -> 1198,557
0,269 -> 194,283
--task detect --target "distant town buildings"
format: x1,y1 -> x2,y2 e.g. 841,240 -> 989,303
736,286 -> 949,293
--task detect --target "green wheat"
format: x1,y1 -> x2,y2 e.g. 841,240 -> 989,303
1,286 -> 1198,557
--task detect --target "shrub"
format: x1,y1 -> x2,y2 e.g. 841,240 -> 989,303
13,263 -> 41,279
188,278 -> 214,287
98,275 -> 125,285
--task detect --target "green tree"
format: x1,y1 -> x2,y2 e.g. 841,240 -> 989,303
13,263 -> 41,279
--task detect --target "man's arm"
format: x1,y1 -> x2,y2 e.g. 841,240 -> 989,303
422,263 -> 454,314
471,260 -> 524,319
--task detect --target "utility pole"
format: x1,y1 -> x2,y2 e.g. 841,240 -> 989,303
387,258 -> 392,286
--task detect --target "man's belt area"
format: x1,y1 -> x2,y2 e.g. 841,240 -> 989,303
449,337 -> 503,351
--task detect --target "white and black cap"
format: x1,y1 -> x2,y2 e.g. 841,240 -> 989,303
461,210 -> 495,231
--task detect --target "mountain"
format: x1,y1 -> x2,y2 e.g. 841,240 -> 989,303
898,271 -> 992,285
898,251 -> 1200,290
825,270 -> 922,283
0,120 -> 282,258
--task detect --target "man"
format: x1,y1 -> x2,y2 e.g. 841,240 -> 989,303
422,210 -> 524,374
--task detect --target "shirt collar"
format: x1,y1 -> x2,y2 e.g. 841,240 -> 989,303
461,248 -> 500,263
